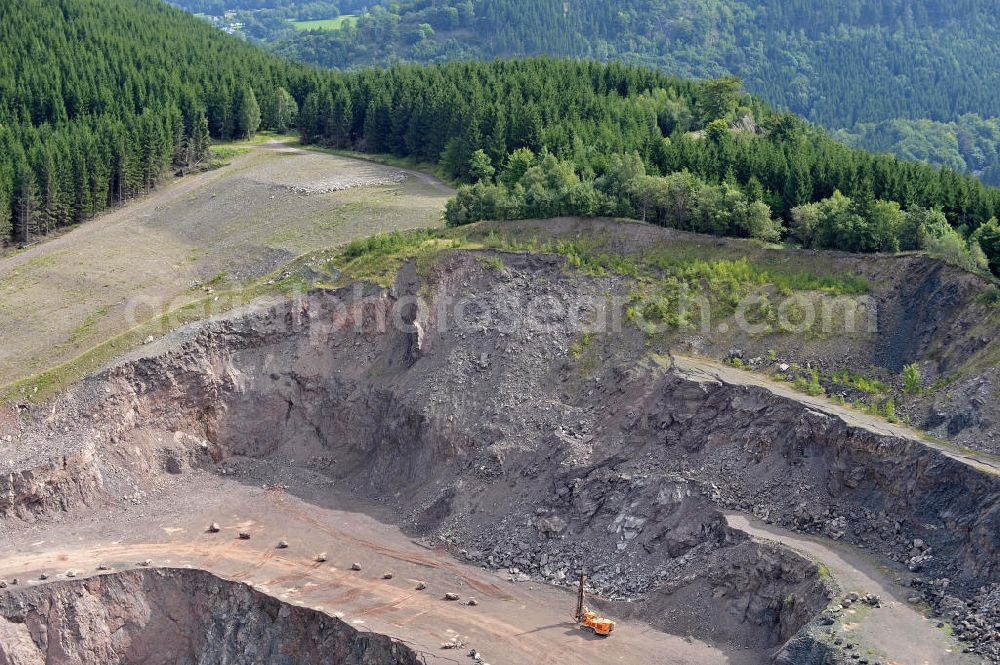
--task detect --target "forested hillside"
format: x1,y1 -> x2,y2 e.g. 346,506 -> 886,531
268,0 -> 1000,127
176,0 -> 367,15
834,116 -> 1000,186
0,0 -> 309,246
4,0 -> 1000,277
293,59 -> 1000,275
184,0 -> 1000,184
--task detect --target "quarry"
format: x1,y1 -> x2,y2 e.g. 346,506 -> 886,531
4,0 -> 1000,659
2,213 -> 999,664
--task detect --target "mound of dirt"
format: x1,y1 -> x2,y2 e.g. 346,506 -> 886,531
0,568 -> 419,665
286,171 -> 407,194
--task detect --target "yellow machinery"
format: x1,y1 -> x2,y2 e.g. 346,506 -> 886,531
575,572 -> 616,637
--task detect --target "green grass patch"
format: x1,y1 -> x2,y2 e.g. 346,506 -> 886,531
569,332 -> 594,359
210,132 -> 295,163
645,251 -> 869,297
208,144 -> 249,163
462,227 -> 869,297
291,15 -> 356,31
457,226 -> 871,336
831,369 -> 891,395
980,284 -> 1000,306
569,332 -> 602,375
333,229 -> 469,287
66,305 -> 111,345
792,369 -> 826,397
476,255 -> 505,271
929,373 -> 957,390
0,250 -> 65,286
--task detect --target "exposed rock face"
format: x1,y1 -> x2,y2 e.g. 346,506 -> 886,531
466,218 -> 1000,456
0,444 -> 104,521
2,250 -> 998,660
873,258 -> 981,373
0,569 -> 420,665
643,364 -> 1000,588
773,632 -> 848,665
922,366 -> 1000,452
626,539 -> 828,650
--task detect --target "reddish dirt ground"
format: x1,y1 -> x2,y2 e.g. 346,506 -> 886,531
0,470 -> 753,665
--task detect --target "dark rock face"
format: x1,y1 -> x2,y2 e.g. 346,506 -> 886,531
773,632 -> 849,665
0,569 -> 420,665
873,261 -> 961,373
644,368 -> 1000,590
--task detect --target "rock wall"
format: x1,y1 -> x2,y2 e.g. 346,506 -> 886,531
642,365 -> 1000,589
0,569 -> 420,665
0,445 -> 103,521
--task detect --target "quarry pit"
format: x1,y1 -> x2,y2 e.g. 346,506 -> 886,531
1,239 -> 998,664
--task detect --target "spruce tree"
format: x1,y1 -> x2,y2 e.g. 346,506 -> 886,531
13,161 -> 39,246
233,85 -> 262,140
0,165 -> 12,242
192,113 -> 211,165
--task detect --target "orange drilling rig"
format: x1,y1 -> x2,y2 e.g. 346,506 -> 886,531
574,572 -> 616,637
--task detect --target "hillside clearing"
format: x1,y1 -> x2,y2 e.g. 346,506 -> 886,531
291,15 -> 356,30
0,140 -> 450,392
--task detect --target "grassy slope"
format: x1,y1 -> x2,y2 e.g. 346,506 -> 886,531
0,139 -> 450,402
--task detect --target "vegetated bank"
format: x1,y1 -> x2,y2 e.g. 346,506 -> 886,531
294,59 -> 1000,277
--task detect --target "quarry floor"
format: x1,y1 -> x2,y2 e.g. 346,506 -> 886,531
0,456 -> 979,665
0,465 -> 746,665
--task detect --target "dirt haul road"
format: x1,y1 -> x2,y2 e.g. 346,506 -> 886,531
727,514 -> 979,665
0,469 -> 739,665
673,356 -> 1000,478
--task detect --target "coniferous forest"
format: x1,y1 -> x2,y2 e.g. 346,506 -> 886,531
0,0 -> 311,246
293,60 -> 1000,274
172,0 -> 1000,186
4,0 -> 1000,277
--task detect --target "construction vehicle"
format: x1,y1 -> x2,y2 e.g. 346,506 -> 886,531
574,572 -> 616,637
